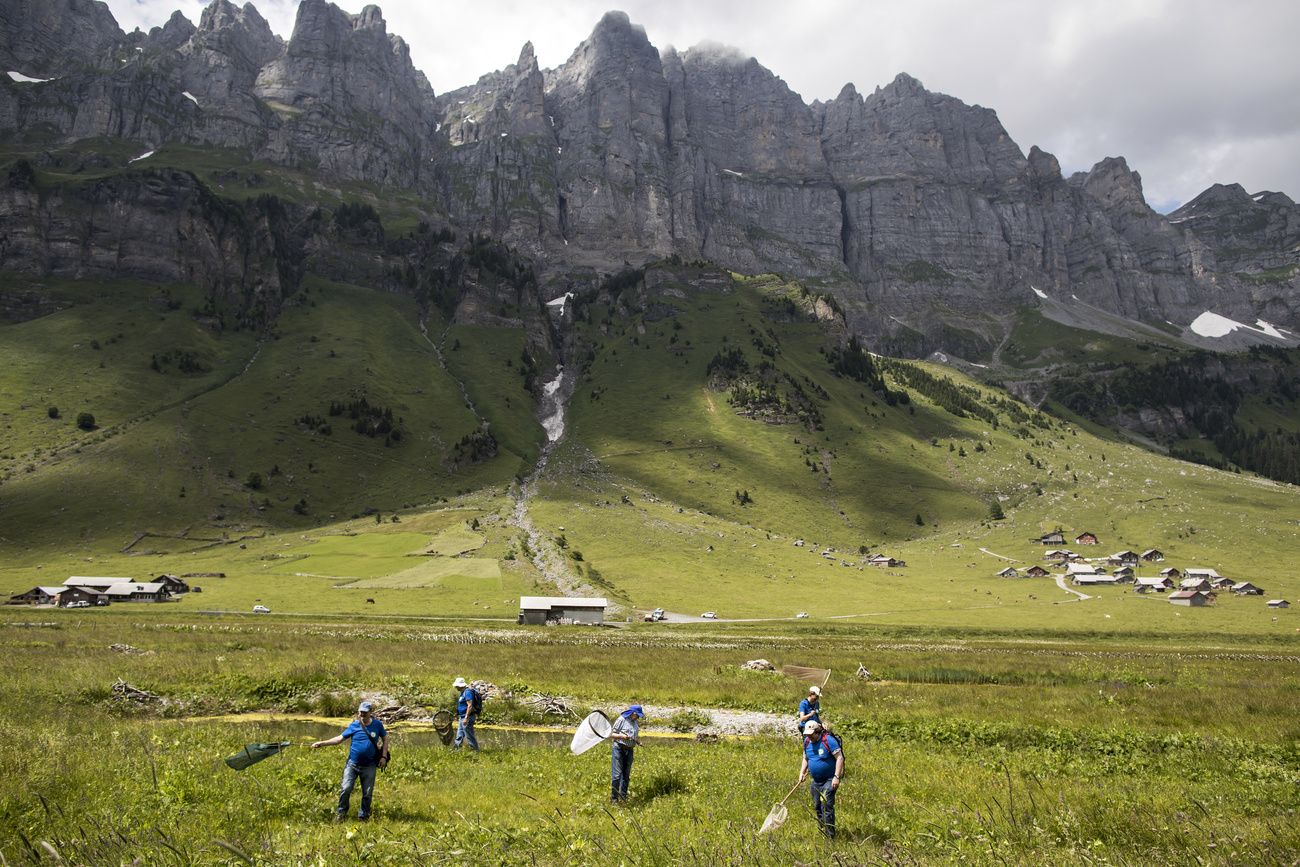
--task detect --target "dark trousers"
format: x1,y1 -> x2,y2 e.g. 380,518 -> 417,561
611,744 -> 634,801
811,777 -> 836,838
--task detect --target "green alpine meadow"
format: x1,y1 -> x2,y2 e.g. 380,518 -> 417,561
3,2 -> 1300,863
3,253 -> 1299,865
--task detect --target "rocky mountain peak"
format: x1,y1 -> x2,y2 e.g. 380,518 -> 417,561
1073,156 -> 1151,214
146,10 -> 196,53
1027,145 -> 1063,185
0,0 -> 124,75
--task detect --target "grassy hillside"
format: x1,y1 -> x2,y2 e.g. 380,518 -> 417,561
5,264 -> 1298,637
0,275 -> 546,561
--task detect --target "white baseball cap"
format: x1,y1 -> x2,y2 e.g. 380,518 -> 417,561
803,721 -> 822,735
809,686 -> 822,696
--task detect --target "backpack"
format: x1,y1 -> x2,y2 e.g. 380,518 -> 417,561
805,730 -> 846,778
469,688 -> 483,715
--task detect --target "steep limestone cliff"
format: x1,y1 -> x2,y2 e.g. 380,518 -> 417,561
0,0 -> 1296,354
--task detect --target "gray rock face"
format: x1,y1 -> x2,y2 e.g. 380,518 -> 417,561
252,0 -> 435,184
0,168 -> 286,318
0,0 -> 123,76
1,2 -> 1297,352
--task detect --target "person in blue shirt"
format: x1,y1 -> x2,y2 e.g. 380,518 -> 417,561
610,705 -> 643,802
797,685 -> 822,733
453,677 -> 480,751
311,700 -> 387,822
798,719 -> 843,839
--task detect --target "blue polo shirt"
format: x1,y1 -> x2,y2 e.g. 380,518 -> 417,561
341,718 -> 387,766
803,732 -> 841,782
457,688 -> 478,717
798,697 -> 820,726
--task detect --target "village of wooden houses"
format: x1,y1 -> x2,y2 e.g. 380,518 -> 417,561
1012,529 -> 1291,611
6,526 -> 1292,617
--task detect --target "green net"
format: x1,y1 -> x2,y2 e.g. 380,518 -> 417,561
224,741 -> 293,771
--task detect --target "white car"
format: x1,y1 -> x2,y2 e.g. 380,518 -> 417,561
253,605 -> 271,613
66,600 -> 90,609
701,611 -> 717,619
796,612 -> 809,618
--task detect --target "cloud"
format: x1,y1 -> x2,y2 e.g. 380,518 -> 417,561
100,0 -> 1300,211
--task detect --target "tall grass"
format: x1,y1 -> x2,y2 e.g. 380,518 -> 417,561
1,618 -> 1298,864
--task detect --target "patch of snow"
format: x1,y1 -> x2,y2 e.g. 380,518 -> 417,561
545,292 -> 573,309
1031,286 -> 1048,299
1190,311 -> 1246,338
8,71 -> 52,83
723,169 -> 743,177
501,132 -> 507,137
1255,320 -> 1284,339
182,92 -> 198,104
129,151 -> 155,163
435,123 -> 441,132
1252,193 -> 1266,201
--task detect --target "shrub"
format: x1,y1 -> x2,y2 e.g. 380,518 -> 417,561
667,709 -> 711,732
76,412 -> 95,430
47,406 -> 59,419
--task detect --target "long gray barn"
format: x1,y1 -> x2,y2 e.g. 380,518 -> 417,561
517,596 -> 608,625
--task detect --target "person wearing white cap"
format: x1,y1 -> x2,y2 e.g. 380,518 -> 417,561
453,677 -> 480,751
796,685 -> 822,733
798,719 -> 842,839
311,700 -> 387,822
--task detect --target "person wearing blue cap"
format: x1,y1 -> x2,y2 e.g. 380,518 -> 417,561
610,705 -> 643,802
312,700 -> 388,822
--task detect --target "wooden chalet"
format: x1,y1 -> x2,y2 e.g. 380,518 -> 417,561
103,582 -> 171,603
1268,600 -> 1290,609
995,567 -> 1020,578
1107,551 -> 1140,567
1035,530 -> 1066,545
517,597 -> 608,625
1179,577 -> 1213,593
1134,576 -> 1173,593
1170,590 -> 1212,607
7,586 -> 65,606
1025,566 -> 1051,578
156,574 -> 191,594
1158,567 -> 1182,580
1140,549 -> 1165,562
1231,582 -> 1264,596
1074,532 -> 1099,545
1043,549 -> 1076,562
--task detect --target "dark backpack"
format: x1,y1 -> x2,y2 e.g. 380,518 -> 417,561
470,688 -> 483,715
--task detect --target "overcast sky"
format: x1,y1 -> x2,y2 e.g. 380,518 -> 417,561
104,0 -> 1298,213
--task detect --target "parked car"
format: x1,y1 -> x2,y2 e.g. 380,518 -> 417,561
66,600 -> 90,608
652,608 -> 665,621
253,605 -> 271,613
796,612 -> 809,618
701,611 -> 717,619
